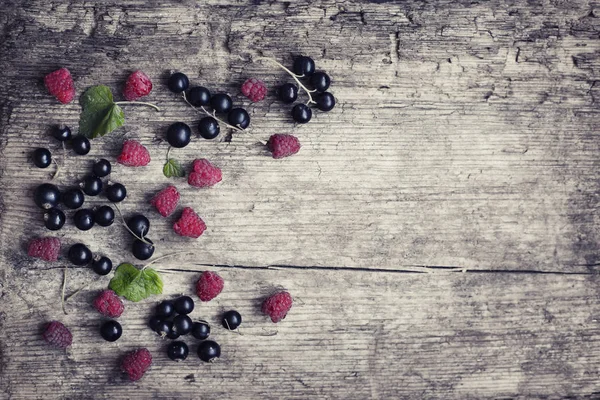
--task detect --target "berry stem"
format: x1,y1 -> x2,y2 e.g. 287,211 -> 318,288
114,101 -> 160,112
166,146 -> 172,161
141,251 -> 197,271
112,202 -> 154,246
61,266 -> 68,315
51,158 -> 61,180
64,280 -> 94,303
256,57 -> 316,105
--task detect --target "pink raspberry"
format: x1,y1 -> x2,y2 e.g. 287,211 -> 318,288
28,237 -> 61,261
188,159 -> 222,188
123,70 -> 153,101
267,134 -> 301,159
241,78 -> 267,102
195,271 -> 224,301
117,140 -> 151,167
93,290 -> 125,318
44,68 -> 75,104
173,207 -> 206,238
121,348 -> 152,381
262,291 -> 293,323
150,185 -> 180,217
42,321 -> 72,348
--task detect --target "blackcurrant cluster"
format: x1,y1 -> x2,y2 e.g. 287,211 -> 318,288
32,126 -> 91,170
125,214 -> 155,261
67,243 -> 113,275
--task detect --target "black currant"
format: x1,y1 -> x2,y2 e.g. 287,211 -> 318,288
61,188 -> 85,209
34,183 -> 61,209
197,340 -> 221,363
168,72 -> 189,93
156,300 -> 175,319
291,103 -> 312,123
174,296 -> 195,315
315,92 -> 336,112
94,205 -> 115,227
52,126 -> 72,142
277,83 -> 299,104
132,238 -> 154,260
188,86 -> 211,106
167,341 -> 189,361
148,316 -> 162,331
74,208 -> 95,231
127,214 -> 150,237
155,320 -> 172,337
81,175 -> 103,196
44,208 -> 65,231
198,117 -> 220,140
72,135 -> 91,155
210,93 -> 233,114
166,122 -> 191,148
92,255 -> 113,276
105,182 -> 127,202
293,56 -> 316,77
33,148 -> 52,168
92,159 -> 111,177
100,320 -> 122,342
227,108 -> 250,129
191,321 -> 210,340
222,310 -> 242,330
173,315 -> 193,335
68,243 -> 93,266
309,71 -> 331,92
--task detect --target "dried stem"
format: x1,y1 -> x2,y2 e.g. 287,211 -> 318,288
256,57 -> 316,105
114,101 -> 160,112
112,202 -> 154,246
61,266 -> 68,315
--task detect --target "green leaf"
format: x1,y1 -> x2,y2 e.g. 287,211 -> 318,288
79,85 -> 125,138
108,263 -> 163,302
163,158 -> 185,178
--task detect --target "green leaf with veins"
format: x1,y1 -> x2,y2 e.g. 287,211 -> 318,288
79,85 -> 125,138
108,263 -> 163,302
163,158 -> 185,178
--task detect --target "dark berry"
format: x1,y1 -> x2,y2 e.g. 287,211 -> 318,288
127,214 -> 150,237
81,175 -> 103,196
198,117 -> 220,140
167,341 -> 189,361
222,310 -> 242,330
61,188 -> 84,209
34,183 -> 61,209
166,322 -> 180,340
68,243 -> 93,266
148,316 -> 162,331
277,83 -> 298,104
105,182 -> 127,202
188,86 -> 211,106
92,159 -> 111,177
227,108 -> 250,129
52,126 -> 72,142
72,135 -> 91,155
94,205 -> 115,227
210,93 -> 232,114
44,208 -> 65,231
197,340 -> 220,363
174,296 -> 194,315
168,72 -> 189,93
155,320 -> 172,337
100,320 -> 122,342
132,238 -> 154,260
156,300 -> 175,318
291,103 -> 312,123
315,92 -> 335,112
191,321 -> 210,340
33,148 -> 52,168
173,315 -> 193,335
92,255 -> 113,276
293,56 -> 315,77
74,208 -> 95,231
166,122 -> 191,148
309,72 -> 331,92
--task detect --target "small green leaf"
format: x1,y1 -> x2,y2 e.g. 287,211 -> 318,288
108,263 -> 163,302
163,158 -> 185,178
79,85 -> 125,138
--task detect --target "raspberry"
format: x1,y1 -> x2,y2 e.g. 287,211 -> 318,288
241,78 -> 267,102
42,321 -> 72,348
93,290 -> 125,318
262,291 -> 293,323
173,207 -> 206,238
28,237 -> 61,261
121,348 -> 152,381
44,68 -> 75,104
123,70 -> 153,101
188,159 -> 222,188
150,185 -> 180,217
267,134 -> 301,159
117,140 -> 151,167
195,271 -> 224,301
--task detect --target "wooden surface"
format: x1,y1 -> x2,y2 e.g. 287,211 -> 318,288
1,0 -> 599,399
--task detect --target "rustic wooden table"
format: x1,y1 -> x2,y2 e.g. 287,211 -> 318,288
1,1 -> 599,399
